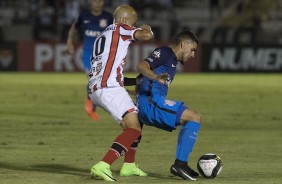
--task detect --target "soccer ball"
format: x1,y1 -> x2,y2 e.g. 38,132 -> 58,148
197,153 -> 223,178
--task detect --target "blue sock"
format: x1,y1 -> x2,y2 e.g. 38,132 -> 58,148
176,121 -> 200,162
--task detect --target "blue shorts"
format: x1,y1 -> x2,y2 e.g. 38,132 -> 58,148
136,95 -> 187,132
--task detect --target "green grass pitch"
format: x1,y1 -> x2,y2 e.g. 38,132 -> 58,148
0,72 -> 281,184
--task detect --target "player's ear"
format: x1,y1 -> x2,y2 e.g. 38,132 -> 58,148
121,17 -> 127,24
180,42 -> 184,50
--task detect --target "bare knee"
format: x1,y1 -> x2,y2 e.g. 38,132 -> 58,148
121,112 -> 142,131
180,109 -> 201,124
192,112 -> 201,122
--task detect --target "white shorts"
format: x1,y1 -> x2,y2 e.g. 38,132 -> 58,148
89,87 -> 138,123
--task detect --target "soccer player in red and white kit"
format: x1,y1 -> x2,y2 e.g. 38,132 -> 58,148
88,5 -> 154,181
66,0 -> 113,121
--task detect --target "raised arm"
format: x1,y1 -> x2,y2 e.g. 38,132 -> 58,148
134,24 -> 154,41
137,61 -> 168,84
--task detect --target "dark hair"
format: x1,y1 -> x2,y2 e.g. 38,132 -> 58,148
173,30 -> 199,45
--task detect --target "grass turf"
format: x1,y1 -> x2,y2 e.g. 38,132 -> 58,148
0,72 -> 281,184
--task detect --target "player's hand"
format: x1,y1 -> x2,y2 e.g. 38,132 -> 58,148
155,73 -> 170,85
140,24 -> 152,31
65,42 -> 74,55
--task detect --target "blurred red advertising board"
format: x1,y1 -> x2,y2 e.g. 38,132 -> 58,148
17,41 -> 201,72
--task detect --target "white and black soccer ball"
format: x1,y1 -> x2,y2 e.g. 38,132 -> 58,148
197,153 -> 223,178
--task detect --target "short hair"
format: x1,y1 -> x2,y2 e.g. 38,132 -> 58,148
113,4 -> 136,21
173,30 -> 199,45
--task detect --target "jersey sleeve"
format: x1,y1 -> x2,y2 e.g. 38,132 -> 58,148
144,48 -> 171,69
119,24 -> 140,41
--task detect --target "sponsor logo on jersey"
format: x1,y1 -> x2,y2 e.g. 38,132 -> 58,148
104,25 -> 116,32
164,100 -> 176,106
146,57 -> 153,62
95,62 -> 102,76
89,76 -> 102,85
152,49 -> 161,58
83,20 -> 90,24
85,30 -> 101,37
99,19 -> 108,28
93,55 -> 102,62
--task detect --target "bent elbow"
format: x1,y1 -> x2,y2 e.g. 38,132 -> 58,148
135,30 -> 154,41
143,31 -> 154,41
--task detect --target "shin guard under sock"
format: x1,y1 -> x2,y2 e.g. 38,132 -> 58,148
176,121 -> 200,162
102,128 -> 141,165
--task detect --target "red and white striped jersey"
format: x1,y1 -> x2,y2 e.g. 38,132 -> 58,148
88,23 -> 139,91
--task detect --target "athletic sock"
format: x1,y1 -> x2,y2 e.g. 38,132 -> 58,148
174,159 -> 187,167
102,128 -> 141,165
176,121 -> 200,162
124,135 -> 142,163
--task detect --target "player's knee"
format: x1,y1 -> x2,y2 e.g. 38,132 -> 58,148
192,112 -> 201,122
121,113 -> 142,131
181,109 -> 201,124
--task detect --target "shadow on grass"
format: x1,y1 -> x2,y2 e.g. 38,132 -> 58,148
111,169 -> 180,181
0,162 -> 182,181
0,162 -> 89,176
146,172 -> 179,180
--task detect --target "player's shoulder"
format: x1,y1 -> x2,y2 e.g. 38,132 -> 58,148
158,46 -> 173,52
147,47 -> 173,62
155,46 -> 174,57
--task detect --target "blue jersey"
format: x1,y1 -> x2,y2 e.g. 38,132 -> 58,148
138,47 -> 178,97
136,47 -> 185,131
75,10 -> 113,71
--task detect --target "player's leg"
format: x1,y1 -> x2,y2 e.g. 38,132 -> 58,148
119,112 -> 147,176
171,107 -> 201,180
137,96 -> 180,131
91,113 -> 142,180
83,51 -> 100,121
89,88 -> 145,180
85,84 -> 100,120
137,96 -> 200,179
176,108 -> 201,162
120,122 -> 147,176
123,122 -> 143,164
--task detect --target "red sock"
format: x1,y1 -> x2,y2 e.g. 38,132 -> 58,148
124,135 -> 142,163
124,148 -> 136,163
102,128 -> 141,165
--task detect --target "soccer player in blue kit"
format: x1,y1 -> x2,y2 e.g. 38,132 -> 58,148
136,30 -> 201,180
66,0 -> 113,121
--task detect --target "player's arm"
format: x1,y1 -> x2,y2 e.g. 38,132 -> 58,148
65,23 -> 78,54
137,61 -> 168,84
134,24 -> 154,41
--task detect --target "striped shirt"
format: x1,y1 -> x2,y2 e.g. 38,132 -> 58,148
88,23 -> 139,91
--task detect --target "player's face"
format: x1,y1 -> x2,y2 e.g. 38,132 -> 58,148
180,40 -> 197,64
91,0 -> 104,13
129,15 -> 137,26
